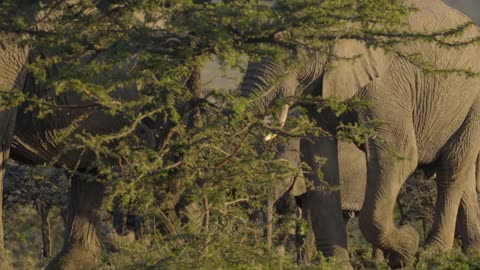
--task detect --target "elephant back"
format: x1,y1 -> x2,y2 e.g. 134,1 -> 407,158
400,0 -> 480,72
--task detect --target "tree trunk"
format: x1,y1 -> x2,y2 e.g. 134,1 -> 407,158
46,175 -> 105,270
112,196 -> 126,235
35,203 -> 53,259
422,218 -> 428,243
186,58 -> 203,129
41,214 -> 53,258
266,198 -> 274,250
0,167 -> 11,270
0,107 -> 18,270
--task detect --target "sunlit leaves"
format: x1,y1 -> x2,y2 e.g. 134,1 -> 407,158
0,0 -> 453,268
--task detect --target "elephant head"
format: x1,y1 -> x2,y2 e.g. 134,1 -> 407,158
238,39 -> 387,269
240,39 -> 392,125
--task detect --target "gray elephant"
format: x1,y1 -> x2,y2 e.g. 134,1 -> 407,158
0,8 -> 160,270
251,107 -> 367,268
297,138 -> 366,268
0,53 -> 145,270
240,0 -> 480,267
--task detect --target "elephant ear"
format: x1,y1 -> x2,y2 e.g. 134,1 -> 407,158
322,39 -> 393,99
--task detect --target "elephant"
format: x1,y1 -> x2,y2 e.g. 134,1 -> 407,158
0,5 -> 164,270
296,138 -> 367,268
263,123 -> 478,269
0,54 -> 146,270
244,102 -> 368,268
239,0 -> 480,267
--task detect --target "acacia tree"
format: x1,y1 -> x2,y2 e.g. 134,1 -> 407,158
3,162 -> 68,260
0,0 -> 476,268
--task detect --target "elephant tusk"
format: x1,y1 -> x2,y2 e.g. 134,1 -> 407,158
264,133 -> 277,142
264,104 -> 290,142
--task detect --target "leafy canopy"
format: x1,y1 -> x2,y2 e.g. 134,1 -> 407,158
0,0 -> 474,268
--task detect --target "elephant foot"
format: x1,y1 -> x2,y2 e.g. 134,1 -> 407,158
381,225 -> 419,269
417,239 -> 449,262
462,242 -> 480,253
330,248 -> 353,270
46,246 -> 100,270
371,246 -> 384,262
335,260 -> 353,270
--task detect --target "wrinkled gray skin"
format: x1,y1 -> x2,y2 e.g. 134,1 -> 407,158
272,138 -> 366,215
263,135 -> 366,269
240,0 -> 480,267
0,18 -> 156,270
297,138 -> 366,269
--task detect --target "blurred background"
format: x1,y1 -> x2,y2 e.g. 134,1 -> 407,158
445,0 -> 480,24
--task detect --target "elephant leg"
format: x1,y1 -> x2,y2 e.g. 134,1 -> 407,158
422,169 -> 473,256
46,174 -> 105,270
0,108 -> 17,270
358,127 -> 419,268
300,191 -> 352,269
422,105 -> 480,257
455,175 -> 480,252
300,136 -> 352,269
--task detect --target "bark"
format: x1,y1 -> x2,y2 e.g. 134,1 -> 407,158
422,219 -> 428,243
0,169 -> 5,253
46,175 -> 105,270
266,198 -> 274,250
186,59 -> 203,129
0,108 -> 18,270
135,219 -> 143,240
35,202 -> 53,259
0,168 -> 12,270
112,197 -> 126,235
41,214 -> 53,258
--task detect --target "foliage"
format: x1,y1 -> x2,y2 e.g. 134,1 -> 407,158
3,161 -> 68,264
0,0 -> 478,269
416,249 -> 480,270
397,171 -> 437,242
4,161 -> 69,212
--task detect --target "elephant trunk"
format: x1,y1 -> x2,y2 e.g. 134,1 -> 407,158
241,60 -> 299,141
240,60 -> 297,116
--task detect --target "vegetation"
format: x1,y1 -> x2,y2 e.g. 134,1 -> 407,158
0,0 -> 478,269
